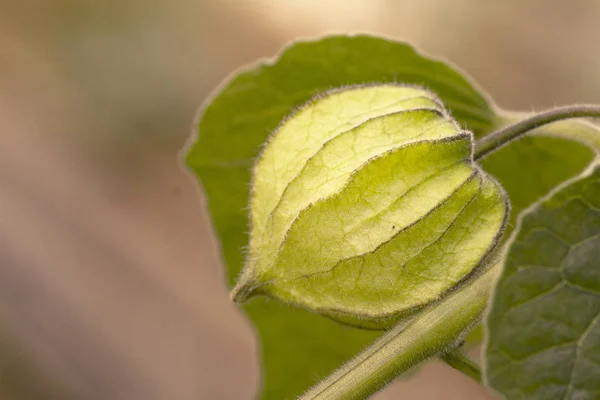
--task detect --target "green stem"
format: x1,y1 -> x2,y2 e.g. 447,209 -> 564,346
474,105 -> 600,160
299,266 -> 500,400
440,350 -> 482,384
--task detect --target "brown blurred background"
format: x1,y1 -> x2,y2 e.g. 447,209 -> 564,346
1,1 -> 600,399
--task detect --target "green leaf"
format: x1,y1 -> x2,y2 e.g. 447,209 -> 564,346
185,34 -> 597,399
233,85 -> 508,329
485,164 -> 600,400
186,35 -> 501,399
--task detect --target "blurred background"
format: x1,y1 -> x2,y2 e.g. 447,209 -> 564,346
1,1 -> 600,399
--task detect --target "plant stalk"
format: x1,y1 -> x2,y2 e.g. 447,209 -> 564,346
440,350 -> 482,384
474,105 -> 600,160
299,266 -> 500,400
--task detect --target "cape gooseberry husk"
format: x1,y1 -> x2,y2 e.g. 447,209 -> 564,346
232,84 -> 509,329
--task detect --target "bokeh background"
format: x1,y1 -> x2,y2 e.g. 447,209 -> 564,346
1,1 -> 600,399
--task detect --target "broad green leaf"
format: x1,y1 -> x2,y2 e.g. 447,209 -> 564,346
233,85 -> 508,329
186,35 -> 501,399
185,35 -> 596,399
485,165 -> 600,400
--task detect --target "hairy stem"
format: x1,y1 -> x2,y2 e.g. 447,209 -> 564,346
475,105 -> 600,160
299,266 -> 500,400
440,350 -> 482,384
